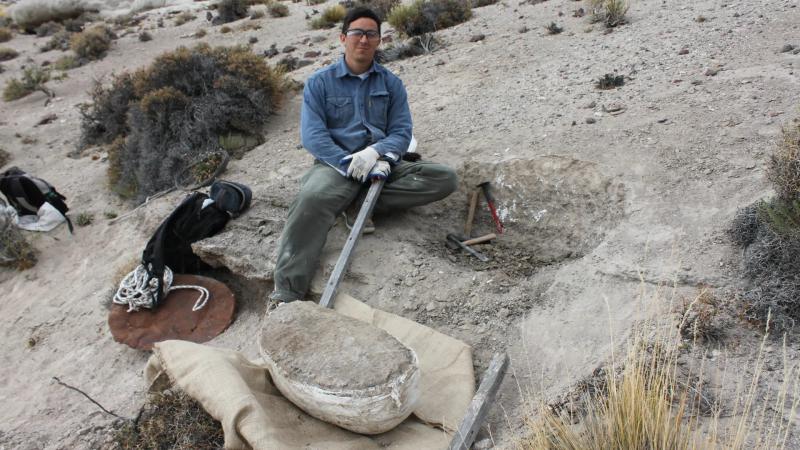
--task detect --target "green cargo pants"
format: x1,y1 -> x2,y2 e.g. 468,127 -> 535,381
270,160 -> 458,302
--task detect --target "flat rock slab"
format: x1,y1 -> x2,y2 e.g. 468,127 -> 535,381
192,200 -> 285,281
108,274 -> 235,350
260,301 -> 420,434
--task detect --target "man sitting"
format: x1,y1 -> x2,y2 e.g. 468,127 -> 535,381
269,6 -> 458,304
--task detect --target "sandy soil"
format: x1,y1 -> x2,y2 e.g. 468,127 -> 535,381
1,0 -> 799,448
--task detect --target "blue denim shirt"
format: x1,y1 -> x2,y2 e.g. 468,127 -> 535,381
300,57 -> 413,171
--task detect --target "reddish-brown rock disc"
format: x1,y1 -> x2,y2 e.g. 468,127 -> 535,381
109,274 -> 235,350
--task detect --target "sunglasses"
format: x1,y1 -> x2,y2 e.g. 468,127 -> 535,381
345,28 -> 381,40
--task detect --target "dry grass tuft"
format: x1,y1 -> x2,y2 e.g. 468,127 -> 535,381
53,54 -> 80,71
0,46 -> 18,61
587,0 -> 629,28
521,291 -> 800,450
0,27 -> 12,43
173,11 -> 197,26
112,390 -> 224,449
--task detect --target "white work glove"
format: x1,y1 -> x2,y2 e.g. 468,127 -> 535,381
369,160 -> 391,181
341,147 -> 380,183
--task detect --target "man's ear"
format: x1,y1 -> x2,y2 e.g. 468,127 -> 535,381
339,34 -> 346,45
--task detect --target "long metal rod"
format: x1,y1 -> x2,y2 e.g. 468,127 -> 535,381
319,179 -> 385,309
448,352 -> 509,450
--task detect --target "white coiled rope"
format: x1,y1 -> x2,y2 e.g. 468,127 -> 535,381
113,264 -> 209,312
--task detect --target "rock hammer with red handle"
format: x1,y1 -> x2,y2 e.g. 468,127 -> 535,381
477,181 -> 504,234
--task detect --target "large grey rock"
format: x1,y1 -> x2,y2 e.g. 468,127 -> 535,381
192,199 -> 285,281
259,302 -> 420,434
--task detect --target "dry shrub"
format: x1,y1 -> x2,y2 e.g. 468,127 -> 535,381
352,0 -> 400,20
194,28 -> 207,38
307,0 -> 326,5
313,4 -> 346,28
0,207 -> 37,270
34,20 -> 63,37
0,148 -> 10,168
587,0 -> 629,28
237,20 -> 261,31
470,0 -> 497,7
729,200 -> 800,331
522,299 -> 799,450
678,288 -> 727,344
8,0 -> 87,30
0,46 -> 18,61
216,0 -> 250,23
3,66 -> 51,102
173,11 -> 196,26
378,32 -> 441,62
387,0 -> 471,37
268,2 -> 290,17
112,390 -> 224,449
40,29 -> 71,52
728,117 -> 800,331
79,44 -> 286,201
768,119 -> 800,201
0,27 -> 12,42
53,54 -> 80,70
70,25 -> 115,60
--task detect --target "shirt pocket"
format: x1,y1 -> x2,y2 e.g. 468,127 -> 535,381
325,96 -> 354,129
366,90 -> 389,129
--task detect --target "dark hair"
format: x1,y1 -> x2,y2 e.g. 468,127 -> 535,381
341,6 -> 382,34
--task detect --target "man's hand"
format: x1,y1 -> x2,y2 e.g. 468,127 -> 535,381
341,147 -> 380,182
369,161 -> 391,180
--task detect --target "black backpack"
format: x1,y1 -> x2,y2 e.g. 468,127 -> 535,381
0,167 -> 73,233
210,180 -> 252,218
140,192 -> 231,307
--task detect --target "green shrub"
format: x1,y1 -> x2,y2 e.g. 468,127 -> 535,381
0,46 -> 17,61
220,25 -> 232,33
173,11 -> 196,26
70,25 -> 115,60
268,3 -> 290,17
195,28 -> 208,38
310,4 -> 345,29
139,31 -> 153,42
306,0 -> 326,5
387,0 -> 471,37
0,27 -> 12,43
250,9 -> 266,19
587,0 -> 629,28
79,44 -> 287,201
3,67 -> 51,102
